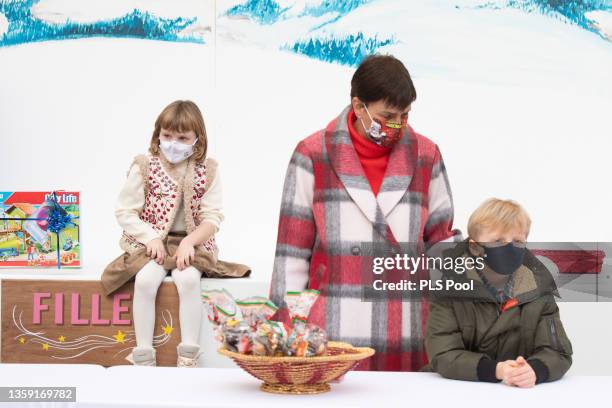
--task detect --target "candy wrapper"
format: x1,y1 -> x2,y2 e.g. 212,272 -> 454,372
230,297 -> 279,355
204,289 -> 328,357
252,320 -> 289,356
285,289 -> 319,325
284,290 -> 328,357
223,318 -> 253,354
235,296 -> 278,328
285,323 -> 328,357
202,289 -> 237,343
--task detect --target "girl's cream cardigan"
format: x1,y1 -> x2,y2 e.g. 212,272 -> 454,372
115,157 -> 223,245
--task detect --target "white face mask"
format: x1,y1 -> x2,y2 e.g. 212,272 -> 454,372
360,104 -> 384,140
159,138 -> 197,164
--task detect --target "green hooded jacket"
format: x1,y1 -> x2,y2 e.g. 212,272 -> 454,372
423,241 -> 573,383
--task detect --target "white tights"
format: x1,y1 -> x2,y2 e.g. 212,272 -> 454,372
133,260 -> 202,348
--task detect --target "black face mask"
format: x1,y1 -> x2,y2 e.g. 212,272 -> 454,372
480,242 -> 526,275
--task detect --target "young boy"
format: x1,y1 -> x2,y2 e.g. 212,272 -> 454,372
424,198 -> 572,387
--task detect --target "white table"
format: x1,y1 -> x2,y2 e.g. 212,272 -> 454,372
1,364 -> 609,408
0,363 -> 105,407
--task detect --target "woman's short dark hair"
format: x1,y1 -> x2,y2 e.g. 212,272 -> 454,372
350,55 -> 417,109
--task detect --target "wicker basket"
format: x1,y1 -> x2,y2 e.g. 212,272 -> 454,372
218,341 -> 375,394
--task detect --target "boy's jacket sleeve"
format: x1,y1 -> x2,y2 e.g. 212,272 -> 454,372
527,298 -> 573,383
426,296 -> 573,383
425,300 -> 492,381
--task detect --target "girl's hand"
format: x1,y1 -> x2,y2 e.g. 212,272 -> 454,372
146,238 -> 166,265
176,239 -> 195,271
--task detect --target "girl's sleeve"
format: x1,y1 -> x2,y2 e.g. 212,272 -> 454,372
115,164 -> 159,245
198,158 -> 224,232
270,141 -> 315,314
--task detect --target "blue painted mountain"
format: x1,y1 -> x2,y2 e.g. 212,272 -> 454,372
300,0 -> 371,17
221,0 -> 611,67
223,0 -> 392,66
225,0 -> 371,23
0,0 -> 203,48
285,32 -> 394,66
477,0 -> 612,39
300,0 -> 371,29
225,0 -> 289,24
224,0 -> 611,39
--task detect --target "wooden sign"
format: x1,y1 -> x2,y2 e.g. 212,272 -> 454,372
1,280 -> 181,366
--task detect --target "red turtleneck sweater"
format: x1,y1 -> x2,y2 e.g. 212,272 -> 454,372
348,110 -> 392,196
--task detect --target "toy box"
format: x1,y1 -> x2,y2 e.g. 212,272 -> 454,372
0,192 -> 80,268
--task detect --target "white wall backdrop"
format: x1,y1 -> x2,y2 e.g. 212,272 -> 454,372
0,0 -> 611,373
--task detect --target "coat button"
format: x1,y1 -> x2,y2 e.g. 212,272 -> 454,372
351,246 -> 361,255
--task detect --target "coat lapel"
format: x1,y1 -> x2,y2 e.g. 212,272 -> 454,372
324,106 -> 417,248
377,125 -> 418,218
324,106 -> 378,223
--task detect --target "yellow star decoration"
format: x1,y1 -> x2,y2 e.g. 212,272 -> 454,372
18,337 -> 25,344
163,325 -> 173,335
58,335 -> 66,342
113,330 -> 126,343
42,343 -> 49,351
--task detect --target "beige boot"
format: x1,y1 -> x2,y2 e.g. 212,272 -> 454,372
177,343 -> 201,368
126,347 -> 156,366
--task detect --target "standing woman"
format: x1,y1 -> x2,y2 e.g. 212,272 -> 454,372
270,55 -> 461,371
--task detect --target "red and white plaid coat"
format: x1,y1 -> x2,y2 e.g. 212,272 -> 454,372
270,106 -> 461,371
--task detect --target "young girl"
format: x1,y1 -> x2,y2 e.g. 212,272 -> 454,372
102,100 -> 250,367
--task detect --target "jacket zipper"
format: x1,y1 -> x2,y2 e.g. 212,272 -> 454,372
548,318 -> 560,350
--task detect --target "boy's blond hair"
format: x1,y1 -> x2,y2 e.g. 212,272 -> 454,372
468,198 -> 531,240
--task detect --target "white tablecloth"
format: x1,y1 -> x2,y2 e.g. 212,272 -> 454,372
1,364 -> 610,408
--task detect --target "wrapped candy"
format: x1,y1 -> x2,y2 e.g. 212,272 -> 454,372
202,289 -> 237,343
285,324 -> 327,357
222,318 -> 253,354
252,320 -> 288,356
203,288 -> 328,357
230,297 -> 279,355
285,290 -> 319,325
284,290 -> 328,357
235,297 -> 278,328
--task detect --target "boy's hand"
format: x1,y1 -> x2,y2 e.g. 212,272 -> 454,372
505,356 -> 536,388
176,238 -> 195,271
496,360 -> 517,383
146,238 -> 166,265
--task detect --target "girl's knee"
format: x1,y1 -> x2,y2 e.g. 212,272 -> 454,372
134,277 -> 159,298
134,264 -> 166,297
173,268 -> 202,293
